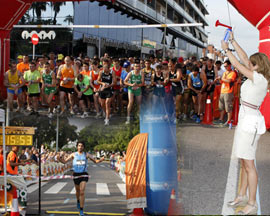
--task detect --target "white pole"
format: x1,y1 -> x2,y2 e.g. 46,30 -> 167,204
98,37 -> 101,59
56,114 -> 59,152
13,23 -> 203,29
33,44 -> 35,60
2,113 -> 7,212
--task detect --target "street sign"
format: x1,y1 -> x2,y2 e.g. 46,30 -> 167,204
31,34 -> 39,45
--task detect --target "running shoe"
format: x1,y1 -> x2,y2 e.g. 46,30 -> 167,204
191,114 -> 197,120
77,202 -> 80,210
48,113 -> 53,118
182,114 -> 187,121
104,119 -> 109,126
70,110 -> 75,115
79,209 -> 84,216
81,112 -> 88,119
125,117 -> 130,125
196,117 -> 201,124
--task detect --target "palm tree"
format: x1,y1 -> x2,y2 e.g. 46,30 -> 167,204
51,2 -> 66,25
64,15 -> 74,25
30,2 -> 48,21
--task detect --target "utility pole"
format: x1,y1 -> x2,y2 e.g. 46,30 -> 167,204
163,0 -> 168,58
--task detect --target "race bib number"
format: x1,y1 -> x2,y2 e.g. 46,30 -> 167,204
76,160 -> 85,166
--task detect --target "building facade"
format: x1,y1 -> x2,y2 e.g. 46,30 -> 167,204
73,0 -> 209,58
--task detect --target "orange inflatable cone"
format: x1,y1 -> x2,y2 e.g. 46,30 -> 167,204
167,189 -> 182,215
232,96 -> 240,126
131,208 -> 144,216
10,188 -> 20,216
202,96 -> 213,125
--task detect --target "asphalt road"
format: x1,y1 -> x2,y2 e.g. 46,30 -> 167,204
177,121 -> 270,215
26,162 -> 128,216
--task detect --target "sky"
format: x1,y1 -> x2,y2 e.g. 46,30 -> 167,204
44,1 -> 259,57
204,0 -> 259,56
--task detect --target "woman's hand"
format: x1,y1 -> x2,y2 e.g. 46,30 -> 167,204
221,40 -> 229,51
229,31 -> 234,41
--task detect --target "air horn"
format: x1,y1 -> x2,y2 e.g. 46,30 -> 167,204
215,20 -> 232,29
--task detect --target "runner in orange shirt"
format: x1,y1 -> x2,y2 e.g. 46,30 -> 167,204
57,56 -> 79,115
17,55 -> 30,106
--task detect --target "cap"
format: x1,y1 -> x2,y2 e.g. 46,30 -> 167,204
178,57 -> 184,63
123,61 -> 131,68
58,54 -> 64,60
17,55 -> 23,59
162,61 -> 168,64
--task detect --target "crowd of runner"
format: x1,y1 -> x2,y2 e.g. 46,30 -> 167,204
5,52 -> 243,126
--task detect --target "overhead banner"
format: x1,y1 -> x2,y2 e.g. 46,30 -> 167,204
126,133 -> 148,209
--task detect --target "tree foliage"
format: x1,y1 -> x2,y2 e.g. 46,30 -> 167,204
10,114 -> 78,149
78,119 -> 140,152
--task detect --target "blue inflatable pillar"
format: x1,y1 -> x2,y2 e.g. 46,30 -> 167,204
140,93 -> 178,214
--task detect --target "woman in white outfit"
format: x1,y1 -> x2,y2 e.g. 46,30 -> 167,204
221,33 -> 270,215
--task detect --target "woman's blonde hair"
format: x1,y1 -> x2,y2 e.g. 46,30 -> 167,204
250,52 -> 270,84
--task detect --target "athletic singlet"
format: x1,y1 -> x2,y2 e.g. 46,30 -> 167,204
130,71 -> 142,85
91,70 -> 100,90
60,65 -> 75,88
169,71 -> 181,87
154,72 -> 164,88
42,71 -> 54,85
101,70 -> 113,91
112,66 -> 122,90
73,152 -> 88,173
205,66 -> 215,83
142,68 -> 154,86
190,73 -> 203,88
8,70 -> 20,90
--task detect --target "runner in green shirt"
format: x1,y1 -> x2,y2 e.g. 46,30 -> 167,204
124,61 -> 144,124
42,62 -> 57,118
74,74 -> 94,118
23,61 -> 41,114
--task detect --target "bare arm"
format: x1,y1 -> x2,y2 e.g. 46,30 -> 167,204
124,72 -> 133,87
57,153 -> 74,164
229,32 -> 250,68
221,41 -> 254,81
87,153 -> 104,164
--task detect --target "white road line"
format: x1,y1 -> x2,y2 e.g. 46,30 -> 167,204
70,187 -> 76,194
117,183 -> 126,196
44,182 -> 67,194
92,165 -> 97,167
27,182 -> 48,194
100,165 -> 105,168
63,198 -> 70,204
96,183 -> 110,195
221,156 -> 239,215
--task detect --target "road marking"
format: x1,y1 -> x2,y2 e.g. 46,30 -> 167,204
221,152 -> 239,215
63,198 -> 70,204
92,165 -> 97,167
70,187 -> 76,194
44,182 -> 67,194
100,165 -> 105,168
96,183 -> 110,195
27,182 -> 48,194
117,184 -> 126,196
46,211 -> 125,215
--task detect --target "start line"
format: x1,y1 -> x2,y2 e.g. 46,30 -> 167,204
46,211 -> 126,216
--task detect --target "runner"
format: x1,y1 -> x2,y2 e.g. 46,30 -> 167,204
120,61 -> 131,114
111,58 -> 123,114
141,59 -> 155,107
74,73 -> 94,118
23,61 -> 41,114
57,141 -> 104,216
57,56 -> 78,115
188,65 -> 207,123
17,55 -> 30,108
124,61 -> 144,124
4,61 -> 25,112
90,60 -> 102,118
42,62 -> 57,118
97,59 -> 116,125
151,64 -> 168,107
169,63 -> 184,120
